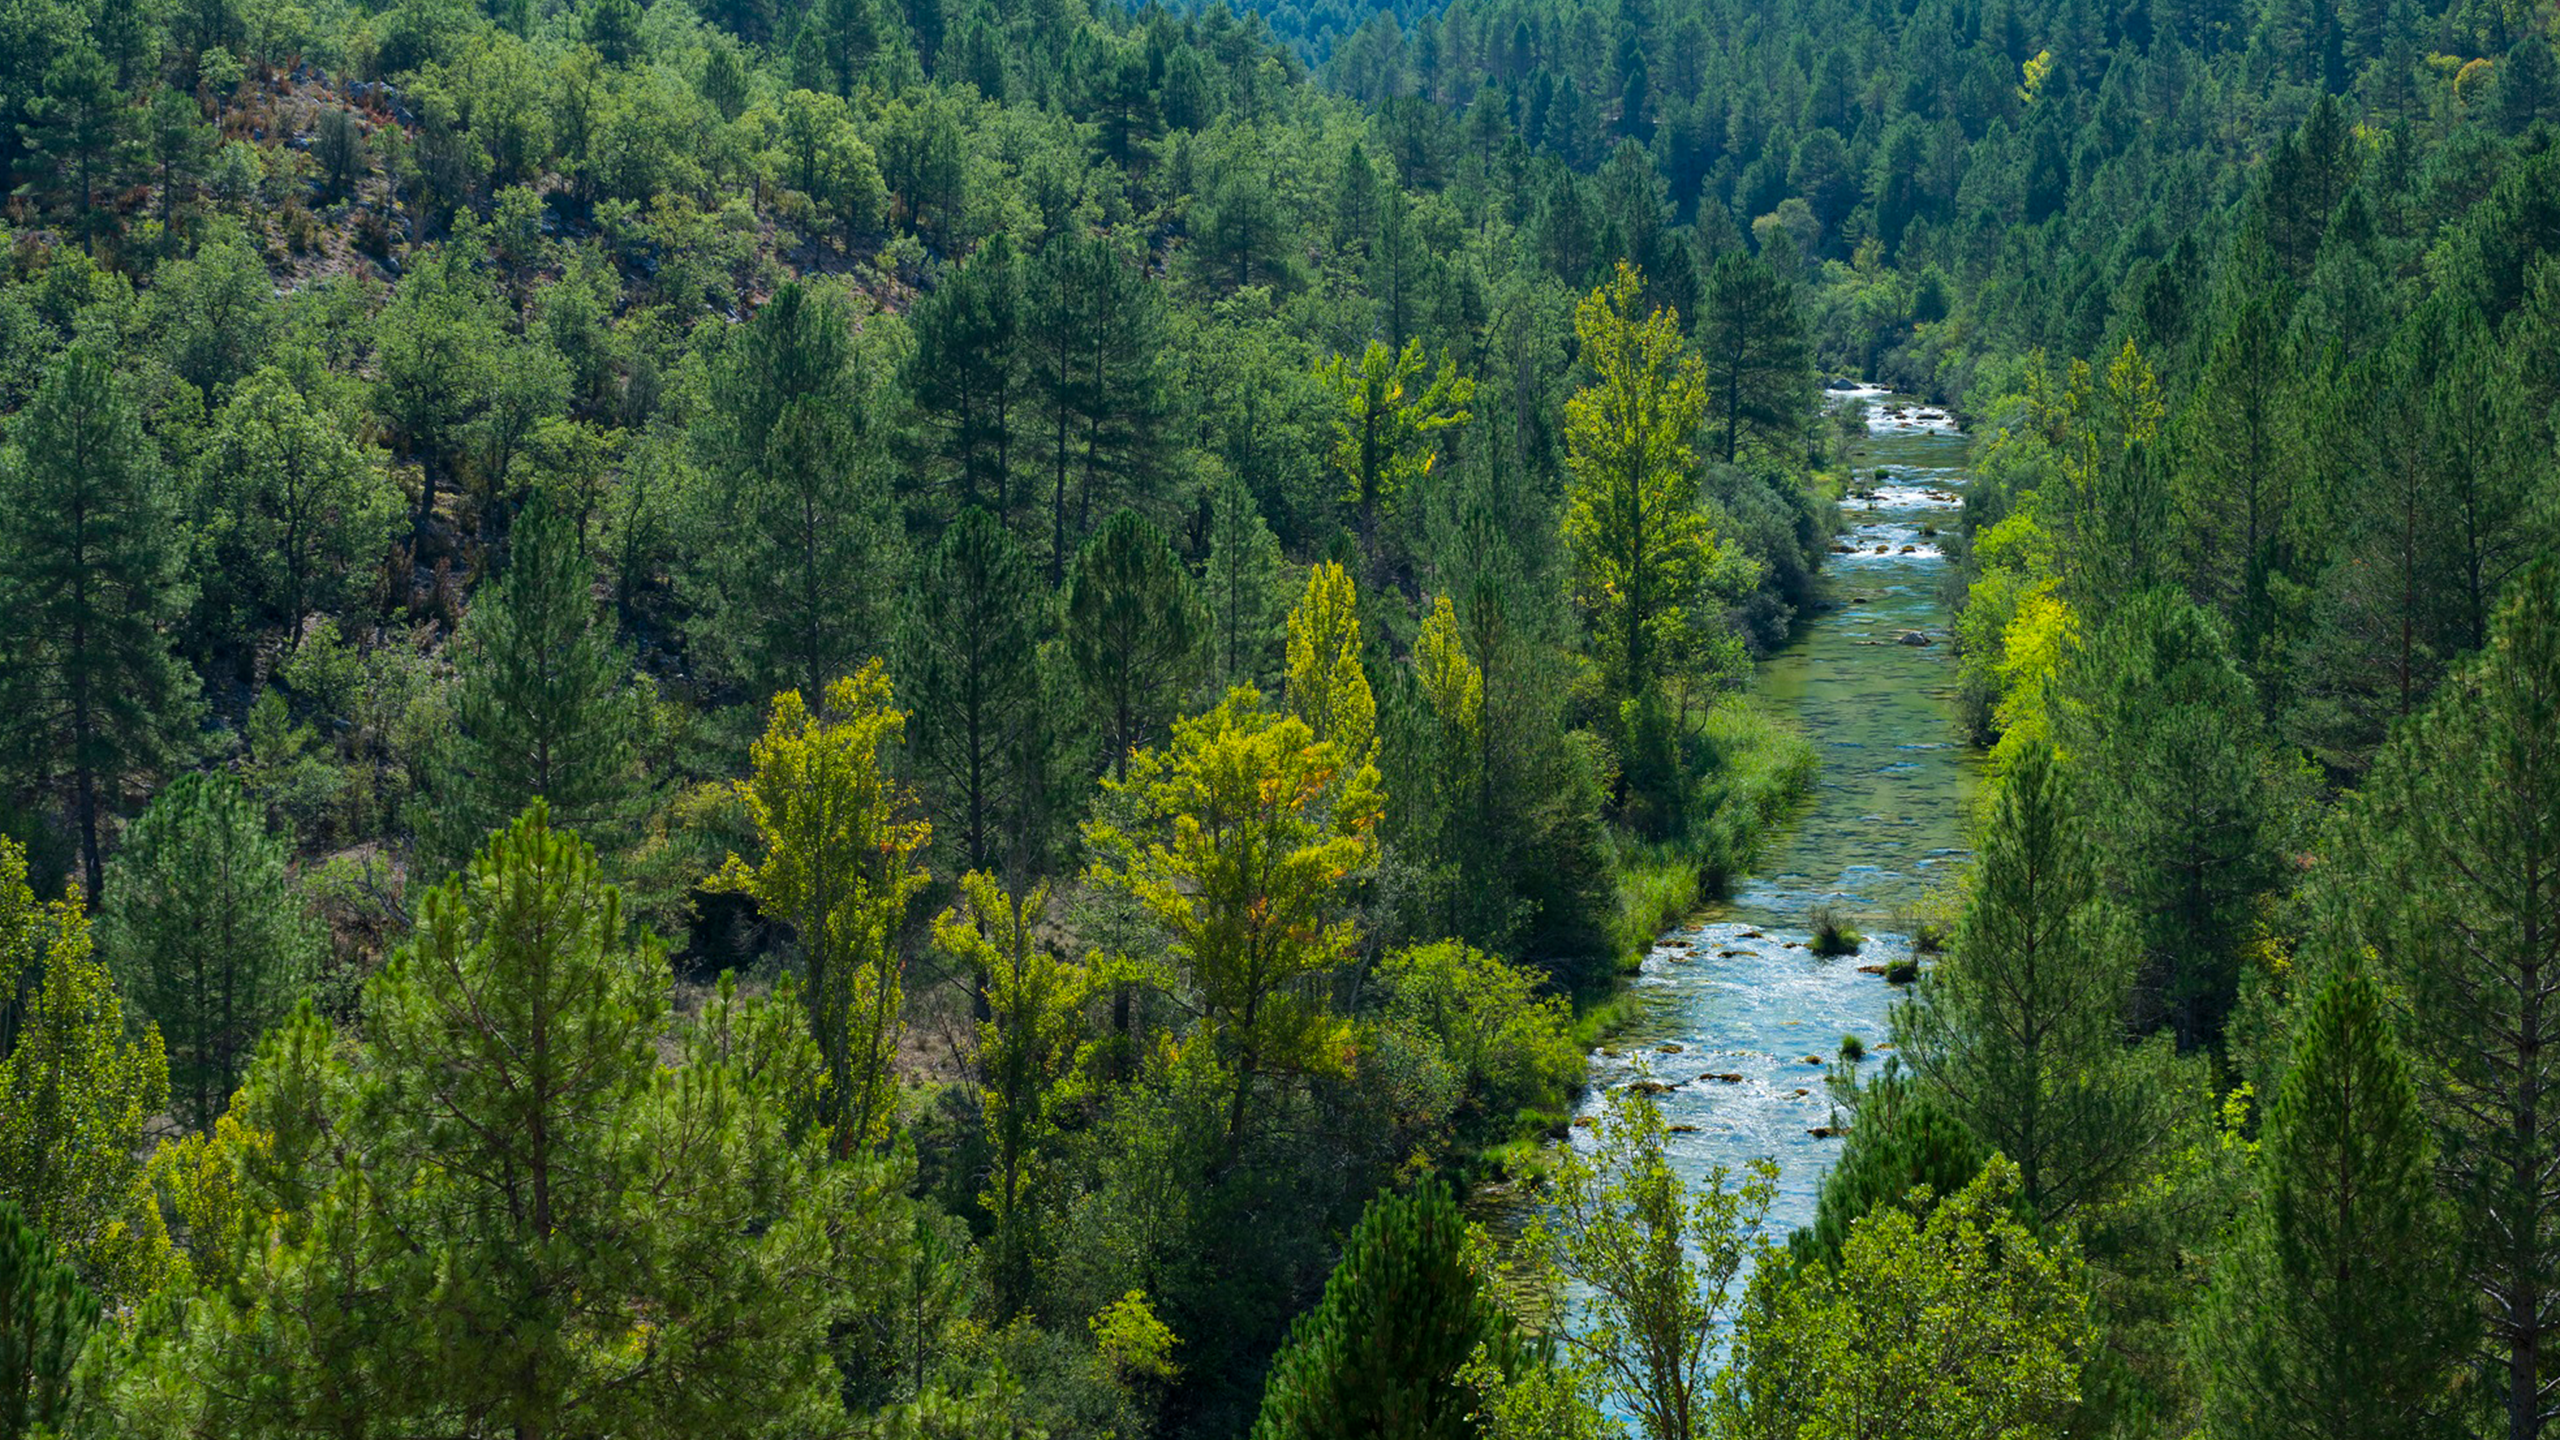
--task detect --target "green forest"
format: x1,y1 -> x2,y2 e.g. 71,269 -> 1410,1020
0,0 -> 2555,1427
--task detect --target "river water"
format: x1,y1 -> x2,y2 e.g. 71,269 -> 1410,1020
1552,388 -> 1983,1270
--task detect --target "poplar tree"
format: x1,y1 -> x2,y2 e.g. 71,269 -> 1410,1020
1083,687 -> 1380,1155
1317,339 -> 1472,574
1560,263 -> 1731,713
720,664 -> 932,1154
899,506 -> 1045,877
0,836 -> 171,1305
2196,969 -> 2467,1440
2341,564 -> 2560,1440
1067,510 -> 1203,779
1283,562 -> 1376,764
422,493 -> 637,869
0,341 -> 194,906
97,772 -> 318,1133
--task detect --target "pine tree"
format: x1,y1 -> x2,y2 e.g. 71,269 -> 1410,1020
1789,1074 -> 1990,1269
0,340 -> 195,906
2196,969 -> 2466,1440
1066,510 -> 1203,779
1026,237 -> 1170,583
906,236 -> 1025,516
1250,1183 -> 1520,1440
17,43 -> 123,222
1203,465 -> 1284,693
422,492 -> 637,869
2339,563 -> 2560,1440
1698,249 -> 1810,463
96,772 -> 319,1134
1892,740 -> 2177,1223
898,507 -> 1045,877
689,279 -> 900,702
2063,591 -> 2290,1049
0,1198 -> 96,1440
104,805 -> 907,1436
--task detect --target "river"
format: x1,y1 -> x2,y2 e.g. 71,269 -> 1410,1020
1554,387 -> 1983,1275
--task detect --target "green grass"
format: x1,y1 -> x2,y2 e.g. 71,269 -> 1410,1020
1595,697 -> 1822,973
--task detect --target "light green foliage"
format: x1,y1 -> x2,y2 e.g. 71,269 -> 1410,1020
0,836 -> 173,1306
191,366 -> 398,648
1318,337 -> 1472,567
719,664 -> 933,1154
98,806 -> 913,1438
2195,969 -> 2467,1440
933,872 -> 1089,1315
1283,562 -> 1377,765
97,772 -> 319,1133
1084,687 -> 1380,1153
1726,1157 -> 2091,1440
1527,1084 -> 1776,1440
1372,941 -> 1580,1140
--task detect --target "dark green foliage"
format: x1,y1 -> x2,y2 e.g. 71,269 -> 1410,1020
906,235 -> 1025,516
1066,509 -> 1202,779
0,1199 -> 96,1439
2065,591 -> 2292,1049
2339,564 -> 2560,1440
899,507 -> 1049,877
1789,1076 -> 1988,1269
2196,969 -> 2466,1440
1698,252 -> 1809,465
421,493 -> 637,869
687,279 -> 900,703
1249,1182 -> 1518,1440
0,340 -> 194,904
98,772 -> 318,1133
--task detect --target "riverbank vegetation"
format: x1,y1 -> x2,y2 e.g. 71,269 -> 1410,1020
1,0 -> 2556,1428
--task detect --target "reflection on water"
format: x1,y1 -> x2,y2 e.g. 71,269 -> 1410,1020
1479,389 -> 1982,1325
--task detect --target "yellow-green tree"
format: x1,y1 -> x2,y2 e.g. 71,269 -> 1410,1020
933,872 -> 1090,1316
1318,338 -> 1472,568
0,836 -> 173,1304
1561,263 -> 1723,708
720,662 -> 932,1153
1084,688 -> 1381,1156
1283,562 -> 1377,766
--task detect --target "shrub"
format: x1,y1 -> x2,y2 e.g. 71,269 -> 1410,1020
1809,904 -> 1864,956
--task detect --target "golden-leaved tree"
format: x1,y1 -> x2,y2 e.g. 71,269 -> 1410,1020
1084,687 -> 1381,1160
720,661 -> 932,1153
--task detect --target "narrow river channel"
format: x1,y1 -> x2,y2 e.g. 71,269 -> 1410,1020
1559,388 -> 1983,1269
